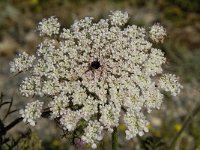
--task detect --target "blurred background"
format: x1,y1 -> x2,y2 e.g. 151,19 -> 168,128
0,0 -> 200,149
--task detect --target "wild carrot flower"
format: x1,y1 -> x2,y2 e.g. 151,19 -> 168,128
10,11 -> 182,148
19,100 -> 43,126
149,23 -> 166,43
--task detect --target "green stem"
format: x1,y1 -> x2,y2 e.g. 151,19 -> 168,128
112,127 -> 118,150
169,103 -> 200,150
100,138 -> 105,150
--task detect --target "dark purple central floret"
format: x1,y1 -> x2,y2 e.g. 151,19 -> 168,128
91,61 -> 101,69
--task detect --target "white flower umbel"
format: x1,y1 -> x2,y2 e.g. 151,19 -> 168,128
109,10 -> 129,26
19,76 -> 42,97
48,93 -> 69,119
99,102 -> 120,132
19,100 -> 43,126
80,97 -> 98,121
143,83 -> 164,113
10,52 -> 35,73
60,109 -> 82,131
124,109 -> 149,140
149,23 -> 166,43
37,16 -> 60,36
158,74 -> 183,96
81,120 -> 103,149
10,11 -> 182,148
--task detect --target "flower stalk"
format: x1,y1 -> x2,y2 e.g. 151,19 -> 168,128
169,102 -> 200,150
112,127 -> 118,150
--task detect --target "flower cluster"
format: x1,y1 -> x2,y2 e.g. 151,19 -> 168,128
81,120 -> 103,149
158,74 -> 182,96
37,16 -> 60,36
19,100 -> 43,126
10,11 -> 182,148
149,23 -> 166,43
10,52 -> 35,73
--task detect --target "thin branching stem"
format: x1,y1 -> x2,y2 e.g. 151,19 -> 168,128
4,117 -> 23,133
169,102 -> 200,150
3,97 -> 14,121
0,110 -> 51,137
